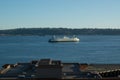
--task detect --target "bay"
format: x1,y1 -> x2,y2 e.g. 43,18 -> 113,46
0,35 -> 120,67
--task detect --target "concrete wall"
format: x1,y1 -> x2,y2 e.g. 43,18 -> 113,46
35,68 -> 62,79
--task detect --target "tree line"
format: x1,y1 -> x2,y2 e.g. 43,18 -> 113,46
0,28 -> 120,36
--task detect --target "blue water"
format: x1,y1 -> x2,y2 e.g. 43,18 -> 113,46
0,35 -> 120,66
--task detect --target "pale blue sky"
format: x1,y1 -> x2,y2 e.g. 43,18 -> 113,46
0,0 -> 120,30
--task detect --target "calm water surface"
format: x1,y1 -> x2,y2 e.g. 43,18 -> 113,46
0,35 -> 120,66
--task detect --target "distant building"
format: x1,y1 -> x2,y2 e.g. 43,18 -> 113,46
34,59 -> 62,79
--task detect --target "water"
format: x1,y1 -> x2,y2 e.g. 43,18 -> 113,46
0,35 -> 120,66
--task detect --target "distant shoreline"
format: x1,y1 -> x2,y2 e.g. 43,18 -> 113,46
0,28 -> 120,36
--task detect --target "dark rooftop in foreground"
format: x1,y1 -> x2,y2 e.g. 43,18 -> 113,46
0,59 -> 120,80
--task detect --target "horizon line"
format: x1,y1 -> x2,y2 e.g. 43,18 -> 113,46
1,27 -> 120,30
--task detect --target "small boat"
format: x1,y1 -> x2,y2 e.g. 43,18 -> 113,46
48,36 -> 80,42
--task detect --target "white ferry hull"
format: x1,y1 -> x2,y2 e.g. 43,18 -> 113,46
49,36 -> 80,42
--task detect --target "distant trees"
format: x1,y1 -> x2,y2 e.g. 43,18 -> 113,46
0,28 -> 120,36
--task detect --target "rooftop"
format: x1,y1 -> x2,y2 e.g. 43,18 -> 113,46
0,59 -> 120,79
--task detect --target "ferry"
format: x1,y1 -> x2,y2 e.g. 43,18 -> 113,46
48,36 -> 80,42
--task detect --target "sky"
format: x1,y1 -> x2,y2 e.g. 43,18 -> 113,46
0,0 -> 120,30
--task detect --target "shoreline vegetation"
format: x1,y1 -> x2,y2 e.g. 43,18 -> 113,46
0,28 -> 120,36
